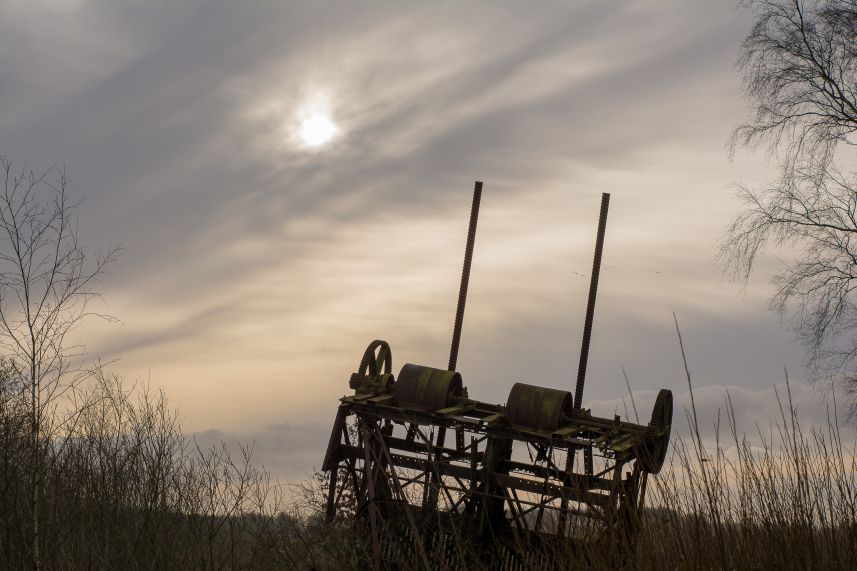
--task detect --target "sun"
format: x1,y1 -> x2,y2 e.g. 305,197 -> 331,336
298,109 -> 339,148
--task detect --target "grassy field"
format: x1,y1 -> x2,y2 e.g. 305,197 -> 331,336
0,361 -> 854,569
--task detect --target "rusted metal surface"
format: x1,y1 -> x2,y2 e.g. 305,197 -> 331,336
574,192 -> 610,411
393,364 -> 463,410
505,383 -> 573,431
323,360 -> 672,565
321,186 -> 673,567
448,180 -> 482,372
639,389 -> 673,474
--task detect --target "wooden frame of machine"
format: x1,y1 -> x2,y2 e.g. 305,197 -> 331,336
322,182 -> 673,567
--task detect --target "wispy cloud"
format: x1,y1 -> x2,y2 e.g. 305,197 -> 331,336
0,0 -> 820,474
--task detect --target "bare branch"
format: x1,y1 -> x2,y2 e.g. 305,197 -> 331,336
724,1 -> 857,395
0,156 -> 118,570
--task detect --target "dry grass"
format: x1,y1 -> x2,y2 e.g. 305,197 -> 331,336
0,353 -> 855,569
636,383 -> 857,570
291,368 -> 857,570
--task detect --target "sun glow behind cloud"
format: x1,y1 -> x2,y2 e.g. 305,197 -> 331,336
3,0 -> 823,482
296,96 -> 339,148
299,110 -> 338,147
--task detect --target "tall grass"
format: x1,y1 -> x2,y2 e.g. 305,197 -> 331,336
636,383 -> 857,570
0,349 -> 854,569
295,371 -> 857,570
631,322 -> 857,569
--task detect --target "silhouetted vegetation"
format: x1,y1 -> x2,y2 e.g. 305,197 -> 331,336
0,365 -> 287,569
3,2 -> 857,566
5,357 -> 851,569
722,0 -> 857,393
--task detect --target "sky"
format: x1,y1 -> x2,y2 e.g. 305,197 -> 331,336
1,0 -> 849,480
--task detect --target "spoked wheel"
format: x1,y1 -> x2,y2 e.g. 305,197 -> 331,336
360,339 -> 392,376
639,389 -> 673,474
349,339 -> 393,390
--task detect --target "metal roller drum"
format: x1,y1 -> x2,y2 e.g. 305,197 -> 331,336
506,383 -> 574,431
394,364 -> 463,411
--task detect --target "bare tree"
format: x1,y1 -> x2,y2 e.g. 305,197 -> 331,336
721,1 -> 857,391
0,157 -> 119,570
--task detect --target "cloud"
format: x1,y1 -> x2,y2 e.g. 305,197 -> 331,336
1,0 -> 835,446
192,420 -> 331,481
590,380 -> 854,446
190,379 -> 853,483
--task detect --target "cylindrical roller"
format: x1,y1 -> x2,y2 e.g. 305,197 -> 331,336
394,364 -> 463,411
506,383 -> 574,431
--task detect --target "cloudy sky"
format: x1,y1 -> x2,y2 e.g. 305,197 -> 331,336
1,0 -> 847,480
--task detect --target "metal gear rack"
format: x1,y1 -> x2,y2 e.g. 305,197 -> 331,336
322,182 -> 673,568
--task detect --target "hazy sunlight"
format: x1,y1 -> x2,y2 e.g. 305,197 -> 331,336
298,107 -> 338,147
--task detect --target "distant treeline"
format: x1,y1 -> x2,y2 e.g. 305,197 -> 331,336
0,364 -> 336,570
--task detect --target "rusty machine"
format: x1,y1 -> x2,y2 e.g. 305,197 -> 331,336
322,182 -> 673,567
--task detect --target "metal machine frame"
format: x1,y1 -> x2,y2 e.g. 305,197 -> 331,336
322,183 -> 673,567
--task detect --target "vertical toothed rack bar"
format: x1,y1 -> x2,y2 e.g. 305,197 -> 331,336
574,192 -> 610,410
448,181 -> 483,372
